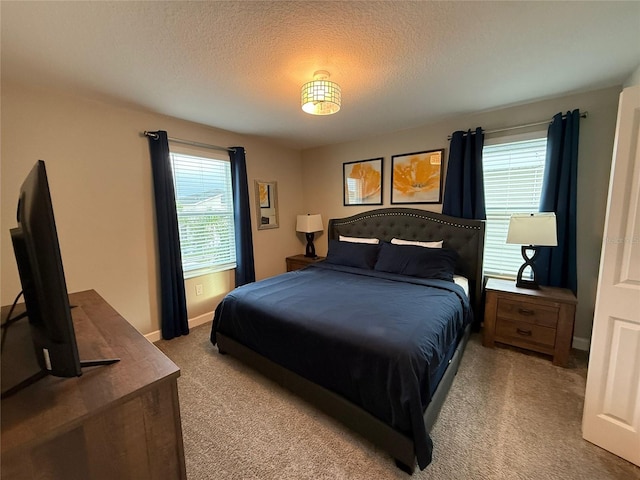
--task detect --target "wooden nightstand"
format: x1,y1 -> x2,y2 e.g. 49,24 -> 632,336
483,278 -> 577,367
286,254 -> 325,272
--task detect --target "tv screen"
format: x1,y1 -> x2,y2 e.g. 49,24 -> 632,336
2,161 -> 119,399
8,160 -> 82,381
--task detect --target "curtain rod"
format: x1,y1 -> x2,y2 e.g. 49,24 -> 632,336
143,131 -> 235,153
448,111 -> 588,140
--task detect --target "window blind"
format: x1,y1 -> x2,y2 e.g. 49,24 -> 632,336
483,137 -> 547,278
170,152 -> 236,278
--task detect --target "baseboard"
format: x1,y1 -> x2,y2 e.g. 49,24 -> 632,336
572,336 -> 590,352
145,311 -> 213,343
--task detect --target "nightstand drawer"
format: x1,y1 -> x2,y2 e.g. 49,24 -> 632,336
287,259 -> 309,271
496,298 -> 559,328
495,318 -> 556,349
286,254 -> 325,272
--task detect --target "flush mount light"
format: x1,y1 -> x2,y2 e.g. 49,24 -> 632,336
301,70 -> 341,115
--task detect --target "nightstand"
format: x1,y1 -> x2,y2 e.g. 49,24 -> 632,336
483,278 -> 577,367
286,254 -> 325,272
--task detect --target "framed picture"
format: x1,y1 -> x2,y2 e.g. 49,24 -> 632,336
391,149 -> 444,204
259,183 -> 270,208
343,157 -> 383,206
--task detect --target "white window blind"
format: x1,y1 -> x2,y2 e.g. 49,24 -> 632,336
483,136 -> 547,278
169,152 -> 236,278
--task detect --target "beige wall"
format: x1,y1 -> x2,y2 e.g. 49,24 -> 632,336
1,81 -> 303,335
301,86 -> 622,343
1,80 -> 623,344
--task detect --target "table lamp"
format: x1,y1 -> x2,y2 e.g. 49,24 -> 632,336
506,212 -> 557,289
296,214 -> 323,258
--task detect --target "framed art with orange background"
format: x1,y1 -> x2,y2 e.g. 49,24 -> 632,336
343,157 -> 383,206
391,149 -> 444,204
258,182 -> 270,208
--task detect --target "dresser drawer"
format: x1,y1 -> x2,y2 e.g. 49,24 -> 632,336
496,297 -> 559,328
495,318 -> 556,350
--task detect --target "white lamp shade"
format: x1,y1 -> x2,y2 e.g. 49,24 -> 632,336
296,214 -> 323,233
506,213 -> 558,246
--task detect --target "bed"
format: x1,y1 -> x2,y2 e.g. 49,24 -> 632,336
210,208 -> 485,473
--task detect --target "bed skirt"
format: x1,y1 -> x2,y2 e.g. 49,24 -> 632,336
215,323 -> 472,473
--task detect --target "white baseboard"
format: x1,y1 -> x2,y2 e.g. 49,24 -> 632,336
572,336 -> 590,352
145,311 -> 213,343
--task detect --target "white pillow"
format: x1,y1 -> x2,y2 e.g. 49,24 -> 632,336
339,235 -> 380,244
391,237 -> 443,248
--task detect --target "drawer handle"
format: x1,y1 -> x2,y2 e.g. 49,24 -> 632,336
516,328 -> 532,336
518,308 -> 535,316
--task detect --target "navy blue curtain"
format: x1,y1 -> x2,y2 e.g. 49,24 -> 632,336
442,128 -> 486,220
147,131 -> 189,340
535,110 -> 580,293
229,146 -> 255,287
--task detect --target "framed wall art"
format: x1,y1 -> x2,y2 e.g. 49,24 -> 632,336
391,149 -> 444,204
343,157 -> 383,206
258,182 -> 271,208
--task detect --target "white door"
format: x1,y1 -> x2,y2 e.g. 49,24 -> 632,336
582,83 -> 640,466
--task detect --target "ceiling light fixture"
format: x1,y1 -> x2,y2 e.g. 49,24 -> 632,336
301,70 -> 341,115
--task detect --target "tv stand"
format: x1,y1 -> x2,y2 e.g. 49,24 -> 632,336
1,353 -> 121,400
0,370 -> 48,400
1,298 -> 122,400
1,290 -> 187,480
80,357 -> 120,367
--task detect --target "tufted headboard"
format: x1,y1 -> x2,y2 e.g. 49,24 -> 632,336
328,208 -> 486,321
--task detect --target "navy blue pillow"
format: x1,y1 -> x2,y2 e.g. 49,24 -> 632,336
374,242 -> 458,281
325,239 -> 380,270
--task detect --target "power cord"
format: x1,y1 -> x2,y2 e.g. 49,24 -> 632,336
0,291 -> 25,353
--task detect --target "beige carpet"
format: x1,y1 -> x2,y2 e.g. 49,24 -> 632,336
156,323 -> 640,480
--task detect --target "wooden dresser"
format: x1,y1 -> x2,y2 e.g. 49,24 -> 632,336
483,278 -> 577,367
1,290 -> 187,480
286,254 -> 326,272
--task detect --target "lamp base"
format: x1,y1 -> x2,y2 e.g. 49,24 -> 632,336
515,245 -> 540,290
515,277 -> 540,290
304,232 -> 317,258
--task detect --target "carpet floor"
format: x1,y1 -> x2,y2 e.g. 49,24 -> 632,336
156,322 -> 640,480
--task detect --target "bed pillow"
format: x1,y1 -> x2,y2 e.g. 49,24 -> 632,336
325,239 -> 380,269
391,237 -> 443,248
374,242 -> 458,281
339,235 -> 380,244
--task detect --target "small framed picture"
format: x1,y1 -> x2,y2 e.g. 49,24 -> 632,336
343,157 -> 383,206
391,149 -> 444,204
259,183 -> 270,208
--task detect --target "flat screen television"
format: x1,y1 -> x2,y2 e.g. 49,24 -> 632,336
1,160 -> 117,399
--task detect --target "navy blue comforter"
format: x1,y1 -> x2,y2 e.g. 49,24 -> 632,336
210,262 -> 471,469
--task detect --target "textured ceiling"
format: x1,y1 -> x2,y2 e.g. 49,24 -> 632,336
2,1 -> 639,150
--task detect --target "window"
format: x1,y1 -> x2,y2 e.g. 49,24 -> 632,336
482,134 -> 547,278
170,152 -> 236,278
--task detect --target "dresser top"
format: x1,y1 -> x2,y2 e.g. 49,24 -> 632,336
1,289 -> 180,454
